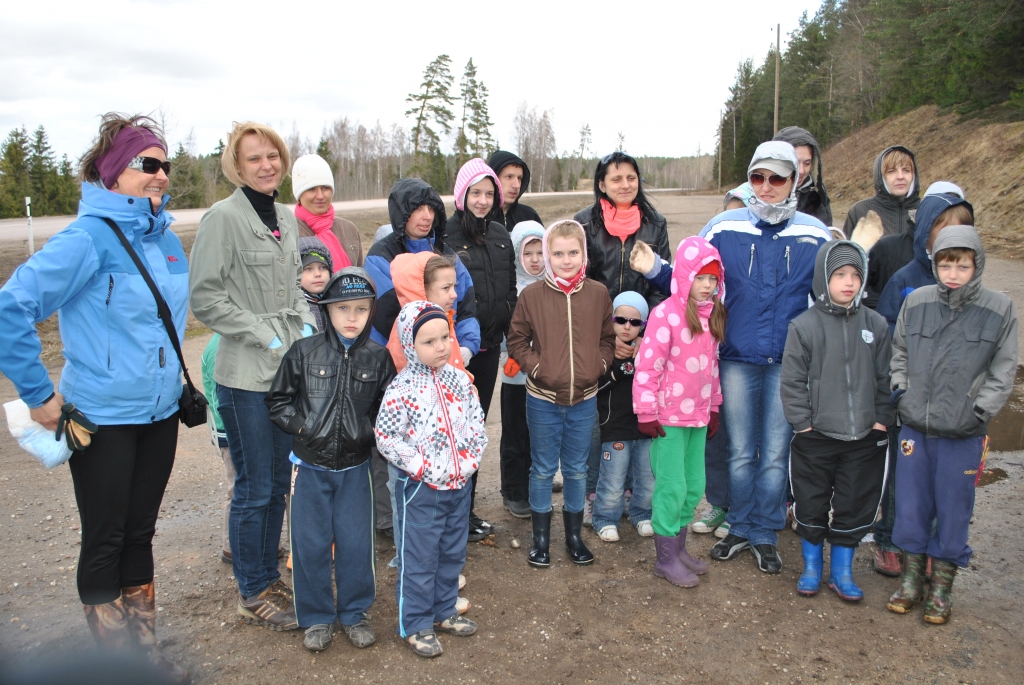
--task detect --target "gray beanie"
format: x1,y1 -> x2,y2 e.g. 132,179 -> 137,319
825,242 -> 864,284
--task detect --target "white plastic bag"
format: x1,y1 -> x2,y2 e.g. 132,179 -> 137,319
4,399 -> 72,469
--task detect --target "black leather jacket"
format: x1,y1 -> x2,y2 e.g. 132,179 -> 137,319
445,213 -> 517,349
574,204 -> 672,308
266,326 -> 396,471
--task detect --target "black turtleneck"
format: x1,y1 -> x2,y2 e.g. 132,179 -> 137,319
241,186 -> 280,240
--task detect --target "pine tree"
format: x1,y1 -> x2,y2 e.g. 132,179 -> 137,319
405,54 -> 456,176
28,126 -> 59,216
316,137 -> 337,175
0,127 -> 32,219
168,138 -> 205,209
467,82 -> 495,158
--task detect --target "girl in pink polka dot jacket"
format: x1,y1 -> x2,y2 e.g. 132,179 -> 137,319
633,235 -> 727,587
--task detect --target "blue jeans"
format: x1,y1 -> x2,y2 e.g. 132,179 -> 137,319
526,395 -> 596,513
217,384 -> 293,598
719,361 -> 793,547
593,439 -> 654,531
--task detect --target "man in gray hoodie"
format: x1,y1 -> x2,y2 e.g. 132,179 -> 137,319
886,225 -> 1018,625
781,240 -> 894,602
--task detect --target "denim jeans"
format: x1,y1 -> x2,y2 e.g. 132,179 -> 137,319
703,411 -> 730,510
719,361 -> 793,547
593,439 -> 654,531
526,395 -> 596,513
217,384 -> 293,598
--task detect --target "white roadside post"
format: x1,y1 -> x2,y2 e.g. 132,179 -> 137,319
25,196 -> 34,255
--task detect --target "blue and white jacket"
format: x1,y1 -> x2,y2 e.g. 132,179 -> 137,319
698,208 -> 830,365
0,183 -> 189,424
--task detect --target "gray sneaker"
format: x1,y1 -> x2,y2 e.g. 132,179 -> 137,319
435,614 -> 478,636
341,618 -> 376,648
303,624 -> 334,652
406,629 -> 443,658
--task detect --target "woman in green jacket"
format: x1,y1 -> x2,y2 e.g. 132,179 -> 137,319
189,122 -> 315,631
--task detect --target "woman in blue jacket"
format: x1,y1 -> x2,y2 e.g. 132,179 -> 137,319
0,114 -> 189,683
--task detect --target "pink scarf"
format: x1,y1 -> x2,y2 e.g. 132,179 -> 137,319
294,204 -> 351,271
600,198 -> 642,242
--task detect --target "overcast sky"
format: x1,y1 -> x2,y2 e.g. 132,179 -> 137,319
1,0 -> 824,163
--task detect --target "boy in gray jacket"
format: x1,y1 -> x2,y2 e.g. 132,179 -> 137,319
886,225 -> 1018,625
781,240 -> 895,602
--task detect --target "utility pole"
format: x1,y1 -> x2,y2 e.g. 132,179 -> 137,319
717,110 -> 723,194
25,197 -> 34,255
774,23 -> 781,135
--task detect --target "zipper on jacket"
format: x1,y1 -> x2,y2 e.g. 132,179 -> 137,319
433,368 -> 462,483
748,244 -> 755,277
567,291 -> 576,404
785,246 -> 790,275
618,243 -> 626,293
159,347 -> 165,368
843,310 -> 856,436
106,275 -> 114,305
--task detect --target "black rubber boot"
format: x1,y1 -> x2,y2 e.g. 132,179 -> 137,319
563,507 -> 594,565
528,510 -> 552,568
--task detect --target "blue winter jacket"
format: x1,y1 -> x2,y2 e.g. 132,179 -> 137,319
0,183 -> 189,424
698,208 -> 830,365
875,193 -> 973,332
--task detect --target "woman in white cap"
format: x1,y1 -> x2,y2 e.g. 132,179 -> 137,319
292,154 -> 363,268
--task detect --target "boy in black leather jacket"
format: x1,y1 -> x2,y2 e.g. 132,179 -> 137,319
266,268 -> 396,652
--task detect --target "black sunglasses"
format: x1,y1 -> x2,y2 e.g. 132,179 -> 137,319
127,156 -> 171,175
749,172 -> 791,188
612,316 -> 646,327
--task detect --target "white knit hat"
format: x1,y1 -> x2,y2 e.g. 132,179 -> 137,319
291,154 -> 335,200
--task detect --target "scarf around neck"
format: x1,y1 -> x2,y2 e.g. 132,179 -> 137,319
550,268 -> 586,295
600,198 -> 642,241
294,203 -> 351,271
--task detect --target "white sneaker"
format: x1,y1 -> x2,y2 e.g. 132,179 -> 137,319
583,493 -> 595,527
713,521 -> 732,539
597,525 -> 620,542
455,597 -> 471,614
458,574 -> 466,590
636,520 -> 654,537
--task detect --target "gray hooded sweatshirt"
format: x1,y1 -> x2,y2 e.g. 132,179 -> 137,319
891,225 -> 1019,438
781,240 -> 895,440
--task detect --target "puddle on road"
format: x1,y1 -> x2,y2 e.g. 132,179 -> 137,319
988,365 -> 1024,452
977,467 -> 1008,487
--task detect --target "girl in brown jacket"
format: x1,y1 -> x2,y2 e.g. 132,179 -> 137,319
507,220 -> 615,569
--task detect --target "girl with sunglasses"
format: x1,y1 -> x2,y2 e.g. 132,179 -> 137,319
0,113 -> 189,682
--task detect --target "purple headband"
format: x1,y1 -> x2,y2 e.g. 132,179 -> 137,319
95,127 -> 167,189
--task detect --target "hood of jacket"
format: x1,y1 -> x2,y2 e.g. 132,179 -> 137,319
387,178 -> 447,245
390,252 -> 432,306
811,239 -> 868,315
79,182 -> 174,238
487,150 -> 531,208
872,145 -> 920,204
746,141 -> 800,225
931,224 -> 985,310
541,220 -> 588,287
773,126 -> 826,194
511,220 -> 546,294
454,158 -> 503,212
912,193 -> 973,270
320,266 -> 378,349
669,236 -> 725,313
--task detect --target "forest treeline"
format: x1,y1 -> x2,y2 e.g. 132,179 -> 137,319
0,54 -> 710,218
716,0 -> 1024,185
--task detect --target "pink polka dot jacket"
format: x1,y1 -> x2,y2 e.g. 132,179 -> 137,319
375,300 -> 488,489
633,236 -> 725,427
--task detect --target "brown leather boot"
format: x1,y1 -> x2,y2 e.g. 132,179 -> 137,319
123,583 -> 191,684
83,597 -> 130,650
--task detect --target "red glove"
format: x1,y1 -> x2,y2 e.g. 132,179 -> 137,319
503,357 -> 521,377
706,411 -> 719,439
637,420 -> 666,439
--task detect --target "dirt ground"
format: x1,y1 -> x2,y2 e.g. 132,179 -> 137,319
1,194 -> 1023,684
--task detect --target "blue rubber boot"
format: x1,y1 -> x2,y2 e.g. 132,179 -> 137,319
797,539 -> 823,596
828,545 -> 864,602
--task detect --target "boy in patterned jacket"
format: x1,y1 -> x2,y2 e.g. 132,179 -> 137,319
375,301 -> 488,658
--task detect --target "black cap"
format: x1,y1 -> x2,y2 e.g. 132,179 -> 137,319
319,272 -> 375,304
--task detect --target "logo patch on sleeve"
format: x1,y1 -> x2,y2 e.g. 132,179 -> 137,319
862,330 -> 874,344
796,237 -> 818,245
901,439 -> 915,456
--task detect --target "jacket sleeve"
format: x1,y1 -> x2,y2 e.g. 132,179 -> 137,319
642,258 -> 674,296
189,209 -> 277,348
506,290 -> 539,377
282,212 -> 315,329
264,345 -> 306,435
648,219 -> 672,306
453,256 -> 481,354
843,207 -> 857,239
0,228 -> 100,407
710,342 -> 723,411
372,354 -> 398,423
599,291 -> 616,374
374,385 -> 426,478
780,322 -> 813,431
873,320 -> 896,426
631,315 -> 669,423
974,301 -> 1019,422
461,378 -> 489,470
875,276 -> 904,335
890,304 -> 909,391
364,253 -> 397,346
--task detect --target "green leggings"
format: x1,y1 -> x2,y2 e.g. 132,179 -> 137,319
650,426 -> 707,537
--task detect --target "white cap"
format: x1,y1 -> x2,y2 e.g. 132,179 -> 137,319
291,154 -> 335,201
925,181 -> 965,199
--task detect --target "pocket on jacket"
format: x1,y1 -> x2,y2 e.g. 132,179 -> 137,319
350,364 -> 380,399
239,249 -> 274,292
307,364 -> 337,397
